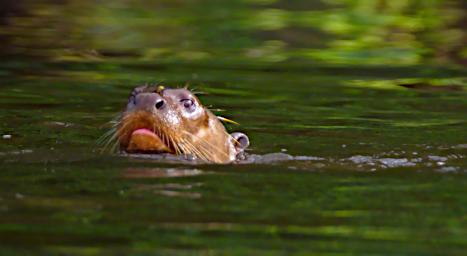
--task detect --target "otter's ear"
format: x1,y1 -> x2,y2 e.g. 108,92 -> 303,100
231,132 -> 249,152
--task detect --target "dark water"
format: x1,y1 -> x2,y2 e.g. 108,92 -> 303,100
0,0 -> 466,255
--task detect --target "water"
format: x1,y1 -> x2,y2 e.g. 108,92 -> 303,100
0,0 -> 466,255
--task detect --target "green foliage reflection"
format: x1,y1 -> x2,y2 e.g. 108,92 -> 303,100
0,0 -> 465,65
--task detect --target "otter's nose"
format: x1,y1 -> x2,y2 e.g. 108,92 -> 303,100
155,99 -> 165,109
135,93 -> 165,111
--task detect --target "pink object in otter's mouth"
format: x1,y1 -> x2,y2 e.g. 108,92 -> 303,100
131,128 -> 158,138
126,127 -> 169,152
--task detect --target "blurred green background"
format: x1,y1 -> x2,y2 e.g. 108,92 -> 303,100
1,0 -> 466,66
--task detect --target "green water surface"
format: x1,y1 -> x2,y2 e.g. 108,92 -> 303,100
0,0 -> 466,255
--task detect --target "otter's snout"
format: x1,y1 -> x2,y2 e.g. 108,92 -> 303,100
134,93 -> 165,112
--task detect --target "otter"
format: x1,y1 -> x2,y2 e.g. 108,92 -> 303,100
115,85 -> 249,164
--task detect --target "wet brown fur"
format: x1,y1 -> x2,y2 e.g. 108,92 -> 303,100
115,86 -> 236,163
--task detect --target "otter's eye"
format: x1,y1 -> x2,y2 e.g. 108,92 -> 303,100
129,95 -> 136,105
180,98 -> 196,112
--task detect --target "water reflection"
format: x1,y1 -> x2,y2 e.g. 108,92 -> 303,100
123,167 -> 205,178
131,183 -> 203,199
123,168 -> 205,198
348,78 -> 466,91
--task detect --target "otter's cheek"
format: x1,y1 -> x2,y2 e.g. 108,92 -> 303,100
164,109 -> 182,126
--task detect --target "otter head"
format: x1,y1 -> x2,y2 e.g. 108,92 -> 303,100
116,85 -> 249,163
